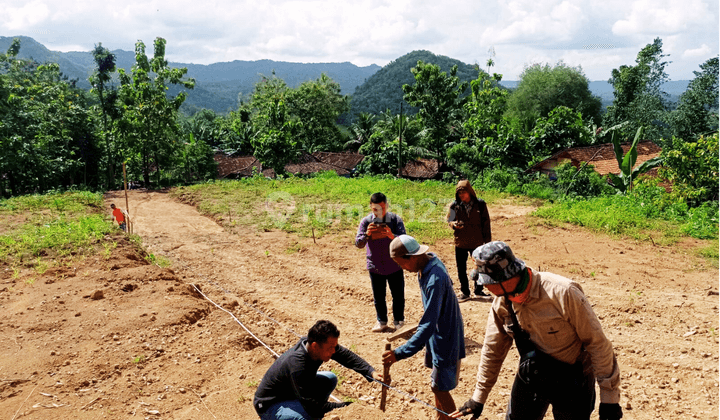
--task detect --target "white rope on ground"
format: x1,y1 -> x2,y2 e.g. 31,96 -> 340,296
179,259 -> 450,415
190,283 -> 341,403
11,383 -> 38,420
191,283 -> 280,358
362,374 -> 453,417
173,259 -> 302,338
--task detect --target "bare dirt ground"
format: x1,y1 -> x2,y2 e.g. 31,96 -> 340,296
0,189 -> 717,420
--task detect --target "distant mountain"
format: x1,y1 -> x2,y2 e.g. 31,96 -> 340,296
0,36 -> 692,117
348,50 -> 486,119
0,36 -> 380,114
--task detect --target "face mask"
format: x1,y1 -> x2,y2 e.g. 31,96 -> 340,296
507,268 -> 533,303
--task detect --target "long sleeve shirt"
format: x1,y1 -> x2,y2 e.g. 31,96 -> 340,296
254,338 -> 375,418
471,270 -> 621,404
446,198 -> 491,249
395,254 -> 466,367
354,212 -> 406,275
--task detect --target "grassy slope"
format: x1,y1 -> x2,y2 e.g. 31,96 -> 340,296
170,173 -> 718,265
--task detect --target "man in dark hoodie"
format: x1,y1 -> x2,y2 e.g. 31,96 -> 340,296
446,180 -> 492,301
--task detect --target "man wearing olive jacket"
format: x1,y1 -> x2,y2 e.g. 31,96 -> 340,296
452,241 -> 622,420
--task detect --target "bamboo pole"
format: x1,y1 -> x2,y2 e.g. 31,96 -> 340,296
123,162 -> 132,234
380,342 -> 391,411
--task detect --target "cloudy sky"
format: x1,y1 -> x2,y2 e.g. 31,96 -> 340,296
1,0 -> 718,81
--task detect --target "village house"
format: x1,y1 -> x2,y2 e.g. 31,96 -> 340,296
528,141 -> 662,180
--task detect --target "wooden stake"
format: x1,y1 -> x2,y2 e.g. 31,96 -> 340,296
380,342 -> 391,411
123,162 -> 132,234
311,226 -> 316,244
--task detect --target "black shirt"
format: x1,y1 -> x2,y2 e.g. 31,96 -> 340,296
253,338 -> 375,417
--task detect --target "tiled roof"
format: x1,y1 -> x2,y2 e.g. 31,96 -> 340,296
286,154 -> 352,175
530,141 -> 662,175
400,158 -> 442,179
213,154 -> 261,178
311,152 -> 365,170
215,151 -> 365,178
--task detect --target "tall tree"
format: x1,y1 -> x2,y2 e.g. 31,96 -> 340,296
89,43 -> 117,187
670,56 -> 719,140
250,98 -> 300,176
0,39 -> 99,196
344,112 -> 376,151
402,61 -> 469,162
505,61 -> 602,133
453,73 -> 529,176
528,105 -> 591,158
237,73 -> 300,174
116,38 -> 194,187
464,74 -> 509,141
287,73 -> 349,152
603,38 -> 671,140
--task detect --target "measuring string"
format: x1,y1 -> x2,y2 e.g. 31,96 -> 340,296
174,259 -> 302,338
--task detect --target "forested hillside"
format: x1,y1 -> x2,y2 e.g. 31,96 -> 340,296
348,50 -> 487,119
0,36 -> 380,114
1,34 -> 717,235
1,37 -> 693,115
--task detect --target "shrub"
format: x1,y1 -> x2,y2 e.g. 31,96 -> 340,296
521,182 -> 555,200
554,162 -> 614,198
659,133 -> 719,205
475,167 -> 522,191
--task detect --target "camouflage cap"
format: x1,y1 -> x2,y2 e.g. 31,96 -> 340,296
471,241 -> 526,285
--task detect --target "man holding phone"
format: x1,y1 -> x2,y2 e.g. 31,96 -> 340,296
355,192 -> 407,332
446,180 -> 492,301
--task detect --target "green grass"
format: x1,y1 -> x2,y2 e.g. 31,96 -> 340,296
170,172 -> 505,245
532,195 -> 719,244
0,190 -> 104,214
146,253 -> 172,268
330,367 -> 346,387
0,191 -> 117,269
696,245 -> 719,268
170,172 -> 718,263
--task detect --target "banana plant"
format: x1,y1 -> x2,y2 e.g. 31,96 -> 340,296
608,126 -> 663,193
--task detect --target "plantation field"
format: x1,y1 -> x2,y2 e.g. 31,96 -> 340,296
0,186 -> 717,420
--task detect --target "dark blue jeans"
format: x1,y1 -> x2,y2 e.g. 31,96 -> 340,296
260,371 -> 337,420
505,362 -> 595,420
369,270 -> 404,323
455,247 -> 484,296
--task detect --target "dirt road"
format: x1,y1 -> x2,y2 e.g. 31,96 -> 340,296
0,189 -> 717,419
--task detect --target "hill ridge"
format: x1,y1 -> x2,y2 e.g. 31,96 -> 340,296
0,36 -> 690,116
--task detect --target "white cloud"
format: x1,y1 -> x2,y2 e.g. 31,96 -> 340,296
612,0 -> 714,36
0,0 -> 715,80
0,1 -> 51,31
480,0 -> 588,46
682,44 -> 712,58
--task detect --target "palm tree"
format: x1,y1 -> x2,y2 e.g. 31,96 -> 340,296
344,112 -> 376,151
